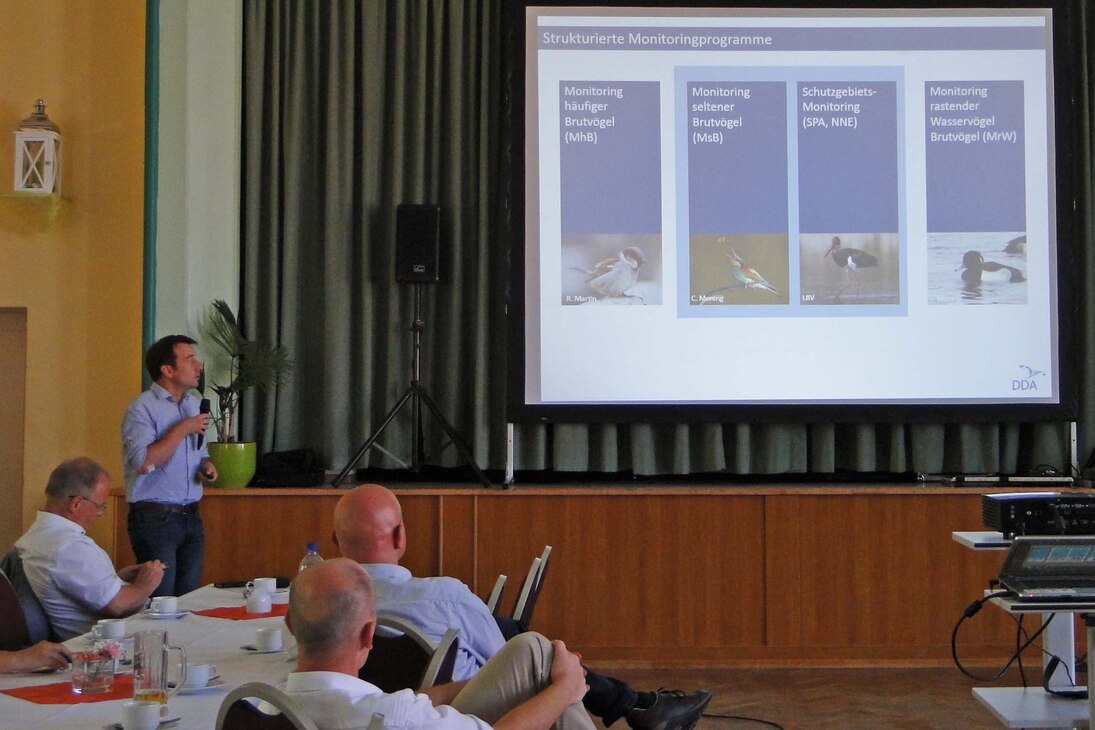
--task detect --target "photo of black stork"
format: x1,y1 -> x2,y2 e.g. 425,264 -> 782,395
824,235 -> 878,299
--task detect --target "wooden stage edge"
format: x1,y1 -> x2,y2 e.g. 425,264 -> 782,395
109,482 -> 1080,668
141,480 -> 1083,496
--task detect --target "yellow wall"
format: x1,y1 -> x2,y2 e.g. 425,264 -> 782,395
0,0 -> 145,553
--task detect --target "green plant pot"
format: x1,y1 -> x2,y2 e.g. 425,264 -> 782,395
207,442 -> 257,489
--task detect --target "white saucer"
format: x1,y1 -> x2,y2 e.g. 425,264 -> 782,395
143,610 -> 189,620
241,644 -> 283,654
176,677 -> 226,694
83,633 -> 135,646
102,718 -> 180,730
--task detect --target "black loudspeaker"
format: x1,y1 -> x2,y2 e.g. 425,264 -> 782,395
395,203 -> 441,283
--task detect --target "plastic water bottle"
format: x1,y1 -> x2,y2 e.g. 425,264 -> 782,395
297,542 -> 324,573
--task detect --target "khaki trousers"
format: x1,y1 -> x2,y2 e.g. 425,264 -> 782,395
450,633 -> 595,730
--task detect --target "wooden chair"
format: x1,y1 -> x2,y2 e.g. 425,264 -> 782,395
0,549 -> 53,645
359,615 -> 459,693
215,681 -> 324,730
485,573 -> 507,616
512,545 -> 552,627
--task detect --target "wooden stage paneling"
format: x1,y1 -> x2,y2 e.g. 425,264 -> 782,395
109,484 -> 1024,668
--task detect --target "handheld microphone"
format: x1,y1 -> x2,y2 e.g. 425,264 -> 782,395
197,398 -> 211,449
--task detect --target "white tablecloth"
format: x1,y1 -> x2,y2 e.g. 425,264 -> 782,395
0,585 -> 297,729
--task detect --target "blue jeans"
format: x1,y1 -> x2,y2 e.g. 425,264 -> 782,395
127,508 -> 205,597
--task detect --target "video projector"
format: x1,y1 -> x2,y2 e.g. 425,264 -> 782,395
983,492 -> 1095,538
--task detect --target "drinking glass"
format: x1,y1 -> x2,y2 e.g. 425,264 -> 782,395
132,630 -> 186,715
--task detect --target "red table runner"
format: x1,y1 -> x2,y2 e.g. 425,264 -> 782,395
1,673 -> 134,704
192,604 -> 289,620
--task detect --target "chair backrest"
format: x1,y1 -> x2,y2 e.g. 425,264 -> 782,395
359,615 -> 460,692
0,570 -> 31,651
512,545 -> 552,627
510,558 -> 540,626
422,626 -> 459,689
485,573 -> 507,616
215,682 -> 321,730
0,549 -> 52,646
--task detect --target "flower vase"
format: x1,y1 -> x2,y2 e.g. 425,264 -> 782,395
71,653 -> 115,694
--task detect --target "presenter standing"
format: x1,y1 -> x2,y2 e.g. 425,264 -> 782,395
122,335 -> 218,596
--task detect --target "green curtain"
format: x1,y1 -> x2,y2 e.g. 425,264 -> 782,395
241,0 -> 1090,478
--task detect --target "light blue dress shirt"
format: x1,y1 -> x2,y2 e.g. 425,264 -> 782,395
363,563 -> 507,682
121,383 -> 208,504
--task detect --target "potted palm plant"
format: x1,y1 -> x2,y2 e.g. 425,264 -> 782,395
203,299 -> 292,488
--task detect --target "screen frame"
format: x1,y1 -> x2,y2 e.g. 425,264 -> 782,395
504,0 -> 1083,424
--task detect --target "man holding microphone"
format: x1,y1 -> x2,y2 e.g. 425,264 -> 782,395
122,335 -> 218,596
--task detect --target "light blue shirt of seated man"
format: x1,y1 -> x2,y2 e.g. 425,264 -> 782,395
364,563 -> 506,682
122,382 -> 208,504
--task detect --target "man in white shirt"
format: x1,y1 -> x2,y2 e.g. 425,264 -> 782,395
283,558 -> 594,730
15,458 -> 166,639
0,642 -> 71,674
332,486 -> 711,730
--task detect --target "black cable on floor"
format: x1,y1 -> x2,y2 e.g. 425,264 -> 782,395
701,711 -> 785,729
951,590 -> 1055,682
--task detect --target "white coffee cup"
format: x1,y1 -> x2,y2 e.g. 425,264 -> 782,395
185,662 -> 217,687
121,700 -> 162,730
254,626 -> 282,652
246,577 -> 277,596
245,589 -> 272,614
92,618 -> 126,639
150,596 -> 178,614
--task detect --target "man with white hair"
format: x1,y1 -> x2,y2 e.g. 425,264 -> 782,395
15,457 -> 165,639
284,557 -> 595,730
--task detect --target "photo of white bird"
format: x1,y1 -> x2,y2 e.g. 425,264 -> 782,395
571,245 -> 646,300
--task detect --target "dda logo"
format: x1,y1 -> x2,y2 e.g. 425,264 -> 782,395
1013,365 -> 1045,392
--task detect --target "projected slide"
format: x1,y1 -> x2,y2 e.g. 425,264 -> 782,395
521,8 -> 1060,410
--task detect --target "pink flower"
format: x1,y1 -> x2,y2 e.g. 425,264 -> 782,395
92,640 -> 124,659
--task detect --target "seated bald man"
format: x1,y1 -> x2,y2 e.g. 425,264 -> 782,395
15,457 -> 166,639
333,485 -> 711,730
283,557 -> 594,730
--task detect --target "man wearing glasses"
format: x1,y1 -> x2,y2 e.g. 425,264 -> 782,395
14,458 -> 165,639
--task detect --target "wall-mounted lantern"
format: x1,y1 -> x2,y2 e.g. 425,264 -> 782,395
13,99 -> 62,195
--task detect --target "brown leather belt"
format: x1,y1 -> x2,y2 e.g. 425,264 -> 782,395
128,501 -> 199,515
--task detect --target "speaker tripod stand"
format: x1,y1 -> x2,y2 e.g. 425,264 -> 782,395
333,283 -> 491,488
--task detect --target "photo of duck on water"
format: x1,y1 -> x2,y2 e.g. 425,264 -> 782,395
926,231 -> 1027,305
